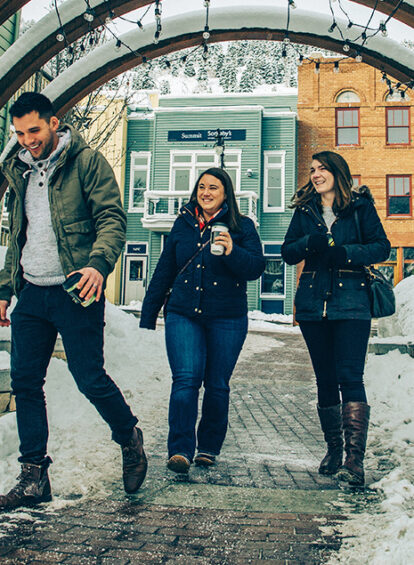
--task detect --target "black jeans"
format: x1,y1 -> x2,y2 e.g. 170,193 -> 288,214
299,319 -> 371,407
10,282 -> 138,464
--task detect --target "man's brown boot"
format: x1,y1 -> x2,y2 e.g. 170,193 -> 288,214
0,459 -> 52,511
122,427 -> 148,493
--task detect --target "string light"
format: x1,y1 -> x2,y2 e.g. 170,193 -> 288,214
314,62 -> 320,74
288,0 -> 296,8
343,41 -> 350,52
333,61 -> 339,73
355,53 -> 362,63
328,23 -> 337,33
203,25 -> 210,40
115,39 -> 122,50
56,32 -> 65,42
296,54 -> 304,66
380,21 -> 388,37
83,8 -> 94,22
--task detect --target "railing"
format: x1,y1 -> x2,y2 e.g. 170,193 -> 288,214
141,190 -> 259,231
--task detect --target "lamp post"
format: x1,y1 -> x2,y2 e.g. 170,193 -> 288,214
214,128 -> 225,169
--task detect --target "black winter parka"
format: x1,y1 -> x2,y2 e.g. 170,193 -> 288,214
140,202 -> 265,329
281,188 -> 391,321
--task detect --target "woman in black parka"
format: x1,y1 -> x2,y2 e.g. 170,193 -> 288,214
140,168 -> 265,473
282,151 -> 390,486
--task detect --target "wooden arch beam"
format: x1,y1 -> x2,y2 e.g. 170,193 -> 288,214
1,0 -> 414,112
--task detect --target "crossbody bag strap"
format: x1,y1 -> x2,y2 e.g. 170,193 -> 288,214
176,240 -> 209,277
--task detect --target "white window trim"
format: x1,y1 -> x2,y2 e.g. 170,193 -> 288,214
169,149 -> 242,192
129,151 -> 151,213
263,151 -> 285,213
260,241 -> 286,299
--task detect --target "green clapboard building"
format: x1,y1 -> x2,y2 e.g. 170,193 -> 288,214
0,13 -> 20,153
122,92 -> 298,315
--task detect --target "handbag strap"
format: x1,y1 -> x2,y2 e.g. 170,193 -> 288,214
353,208 -> 362,244
177,240 -> 209,277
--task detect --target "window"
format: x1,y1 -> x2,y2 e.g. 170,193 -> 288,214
335,91 -> 360,103
263,151 -> 285,212
129,152 -> 151,212
336,108 -> 360,146
170,150 -> 241,192
387,175 -> 411,216
352,176 -> 361,188
261,243 -> 285,298
386,108 -> 410,145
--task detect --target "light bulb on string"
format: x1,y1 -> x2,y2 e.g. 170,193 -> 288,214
328,23 -> 337,33
333,61 -> 339,73
56,32 -> 65,42
83,9 -> 94,22
343,41 -> 350,52
314,62 -> 320,74
115,39 -> 122,50
203,26 -> 210,40
288,0 -> 296,9
296,54 -> 304,66
355,53 -> 362,63
380,21 -> 387,37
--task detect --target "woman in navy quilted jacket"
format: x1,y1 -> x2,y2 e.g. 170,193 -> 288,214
140,168 -> 265,473
282,151 -> 390,486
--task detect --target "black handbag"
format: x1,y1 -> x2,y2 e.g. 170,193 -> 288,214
162,240 -> 209,319
354,210 -> 395,318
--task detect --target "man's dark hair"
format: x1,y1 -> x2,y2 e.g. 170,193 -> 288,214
9,92 -> 55,122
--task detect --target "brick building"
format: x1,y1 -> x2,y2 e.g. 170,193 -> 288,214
297,57 -> 414,284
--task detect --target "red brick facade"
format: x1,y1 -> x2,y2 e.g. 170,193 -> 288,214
297,57 -> 414,284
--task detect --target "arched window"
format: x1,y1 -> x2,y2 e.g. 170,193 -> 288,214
386,91 -> 410,102
335,91 -> 360,103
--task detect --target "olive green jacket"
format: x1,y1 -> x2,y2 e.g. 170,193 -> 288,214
0,124 -> 126,302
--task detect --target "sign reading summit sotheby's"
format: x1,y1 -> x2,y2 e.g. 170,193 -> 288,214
168,129 -> 246,142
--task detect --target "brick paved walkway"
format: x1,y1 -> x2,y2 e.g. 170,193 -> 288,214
0,329 -> 368,564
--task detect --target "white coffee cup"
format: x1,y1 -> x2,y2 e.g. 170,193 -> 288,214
210,223 -> 229,255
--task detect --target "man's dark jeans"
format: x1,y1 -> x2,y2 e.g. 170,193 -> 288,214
165,312 -> 248,461
10,282 -> 138,464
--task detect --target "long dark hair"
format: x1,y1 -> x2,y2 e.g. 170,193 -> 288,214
291,151 -> 353,211
190,167 -> 243,231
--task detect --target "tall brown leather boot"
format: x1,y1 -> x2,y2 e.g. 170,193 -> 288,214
317,404 -> 343,475
0,458 -> 52,511
337,402 -> 370,486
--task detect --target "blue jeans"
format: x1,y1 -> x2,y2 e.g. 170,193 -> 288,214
10,282 -> 138,464
299,319 -> 371,407
165,312 -> 248,461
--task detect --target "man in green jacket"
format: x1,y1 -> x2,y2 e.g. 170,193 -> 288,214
0,92 -> 147,511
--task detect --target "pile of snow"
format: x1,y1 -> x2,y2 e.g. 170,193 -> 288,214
378,275 -> 414,340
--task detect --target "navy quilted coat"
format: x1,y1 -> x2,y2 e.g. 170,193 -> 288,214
140,202 -> 265,329
281,188 -> 391,321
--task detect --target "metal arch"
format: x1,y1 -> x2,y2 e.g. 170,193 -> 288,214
1,0 -> 414,111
